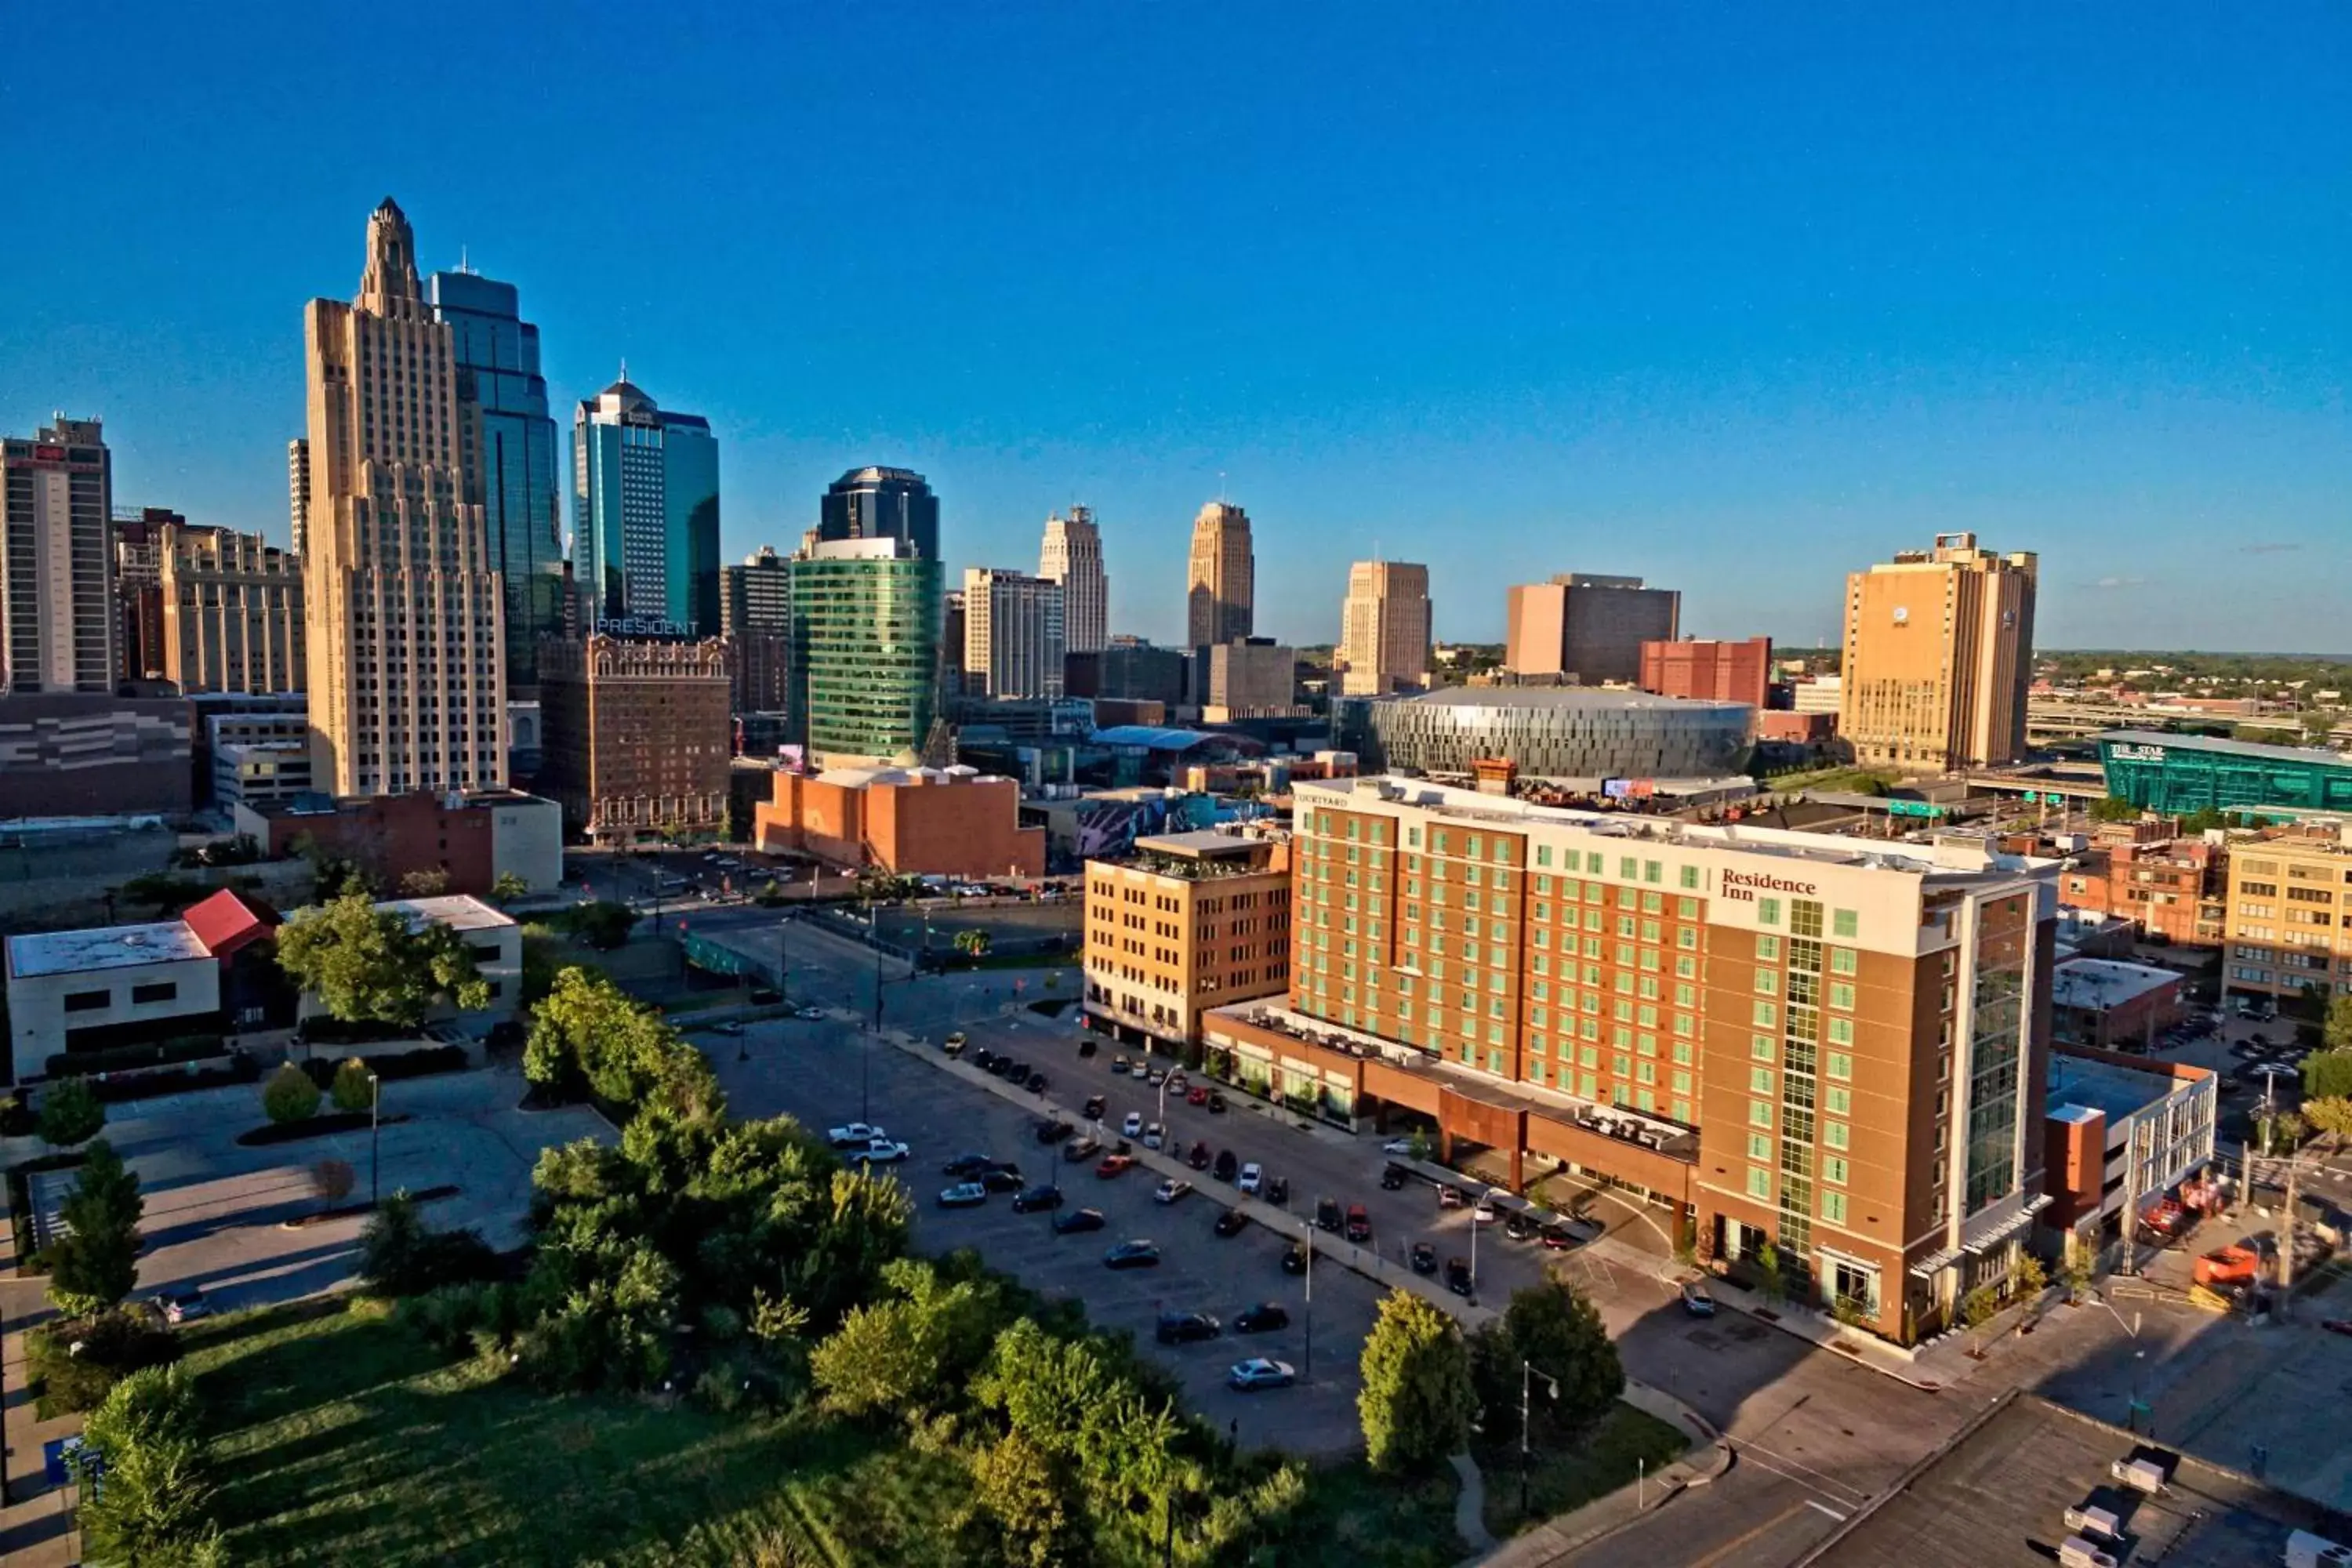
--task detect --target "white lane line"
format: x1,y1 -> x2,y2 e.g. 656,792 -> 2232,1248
1807,1500 -> 1849,1522
1726,1437 -> 1872,1508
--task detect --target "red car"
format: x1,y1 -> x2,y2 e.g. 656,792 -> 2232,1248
1188,1085 -> 1210,1106
1096,1154 -> 1138,1178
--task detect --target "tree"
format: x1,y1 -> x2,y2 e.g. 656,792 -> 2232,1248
1357,1288 -> 1475,1472
274,889 -> 490,1029
2303,1095 -> 2352,1151
2303,1048 -> 2352,1102
1753,1242 -> 1788,1305
966,1431 -> 1082,1568
262,1062 -> 321,1124
360,1192 -> 495,1295
1475,1280 -> 1623,1436
398,867 -> 452,897
38,1076 -> 105,1149
328,1057 -> 376,1114
2089,796 -> 2141,824
2326,996 -> 2352,1054
811,1258 -> 1004,1418
2264,1109 -> 2308,1156
525,966 -> 700,1105
47,1141 -> 144,1318
490,869 -> 531,906
310,1157 -> 356,1214
78,1364 -> 221,1565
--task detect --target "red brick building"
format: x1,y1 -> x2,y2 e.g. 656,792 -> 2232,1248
2056,822 -> 2227,946
753,764 -> 1045,877
234,789 -> 563,896
1639,637 -> 1772,709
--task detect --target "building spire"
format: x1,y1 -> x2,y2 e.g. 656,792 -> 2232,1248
358,197 -> 422,312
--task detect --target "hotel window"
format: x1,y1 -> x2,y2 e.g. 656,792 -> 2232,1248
1406,827 -> 1421,848
1833,909 -> 1859,938
1644,861 -> 1663,884
1754,968 -> 1780,995
1827,1017 -> 1855,1046
1586,852 -> 1605,873
1612,1053 -> 1632,1078
1679,927 -> 1700,950
1825,1087 -> 1851,1116
1681,866 -> 1700,891
1829,982 -> 1856,1011
1831,948 -> 1858,975
1748,1132 -> 1770,1160
1580,1044 -> 1599,1068
1749,1099 -> 1773,1127
1747,1167 -> 1771,1199
1791,901 -> 1824,938
1751,1035 -> 1774,1060
1752,1001 -> 1778,1028
1823,1156 -> 1849,1185
1674,1013 -> 1696,1037
1641,919 -> 1662,942
1750,1066 -> 1773,1093
1619,887 -> 1640,911
1756,935 -> 1780,960
1537,846 -> 1553,867
1584,909 -> 1604,932
1821,1191 -> 1849,1225
1581,1019 -> 1600,1042
1759,898 -> 1782,927
1529,1033 -> 1545,1054
1581,1071 -> 1599,1096
1613,1026 -> 1632,1049
1530,1061 -> 1547,1083
1673,1098 -> 1693,1123
1824,1121 -> 1849,1150
1672,1040 -> 1693,1065
1620,857 -> 1639,880
1433,831 -> 1450,853
1636,1061 -> 1656,1085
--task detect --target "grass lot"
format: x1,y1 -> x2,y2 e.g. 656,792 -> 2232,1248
1479,1400 -> 1690,1538
180,1294 -> 1471,1567
181,1297 -> 969,1568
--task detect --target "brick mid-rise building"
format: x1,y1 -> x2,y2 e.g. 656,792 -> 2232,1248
753,764 -> 1044,877
2222,822 -> 2352,1004
1639,636 -> 1772,710
2056,820 -> 2227,946
538,633 -> 732,845
1195,775 -> 2060,1342
1083,828 -> 1292,1051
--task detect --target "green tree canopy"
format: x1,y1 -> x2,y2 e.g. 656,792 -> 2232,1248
2325,996 -> 2352,1055
2089,796 -> 2140,824
78,1363 -> 222,1565
1472,1279 -> 1624,1438
1356,1288 -> 1476,1472
38,1076 -> 105,1149
964,1431 -> 1083,1568
2302,1095 -> 2352,1149
47,1140 -> 144,1318
811,1258 -> 1008,1419
524,966 -> 705,1105
275,889 -> 491,1029
2304,1047 -> 2352,1102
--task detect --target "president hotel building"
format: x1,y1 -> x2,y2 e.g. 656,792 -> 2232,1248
1201,776 -> 2058,1341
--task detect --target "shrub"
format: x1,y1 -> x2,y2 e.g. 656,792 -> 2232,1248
329,1057 -> 376,1113
38,1076 -> 106,1148
27,1309 -> 182,1417
360,1192 -> 498,1295
310,1158 -> 356,1211
78,1363 -> 222,1564
262,1062 -> 321,1124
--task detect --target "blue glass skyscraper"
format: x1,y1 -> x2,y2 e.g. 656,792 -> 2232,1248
572,378 -> 720,635
429,269 -> 564,690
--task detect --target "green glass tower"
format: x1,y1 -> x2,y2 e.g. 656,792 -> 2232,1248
789,538 -> 942,764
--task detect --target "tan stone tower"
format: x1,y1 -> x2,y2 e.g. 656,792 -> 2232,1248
1338,560 -> 1432,695
1839,532 -> 2037,773
302,198 -> 506,795
1185,500 -> 1254,648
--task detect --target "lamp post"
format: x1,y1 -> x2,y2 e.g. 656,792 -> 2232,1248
368,1070 -> 382,1210
1301,1217 -> 1316,1381
1519,1359 -> 1562,1518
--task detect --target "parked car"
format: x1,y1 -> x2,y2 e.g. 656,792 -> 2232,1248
1437,1185 -> 1465,1210
1237,1161 -> 1264,1196
1188,1086 -> 1210,1106
978,1167 -> 1025,1193
1444,1258 -> 1473,1296
986,1055 -> 1014,1078
1207,1091 -> 1228,1114
1504,1213 -> 1537,1241
1266,1176 -> 1289,1206
1083,1094 -> 1107,1121
1112,1055 -> 1131,1075
1123,1112 -> 1145,1137
1155,1178 -> 1194,1205
797,1004 -> 826,1020
1188,1140 -> 1212,1171
152,1287 -> 210,1324
1213,1149 -> 1239,1183
1104,1240 -> 1162,1270
1234,1302 -> 1290,1334
1064,1135 -> 1102,1163
1281,1245 -> 1308,1275
1011,1185 -> 1065,1214
972,1049 -> 1000,1073
942,1031 -> 968,1053
1679,1281 -> 1718,1318
1143,1123 -> 1167,1151
1146,1066 -> 1167,1086
1076,1037 -> 1098,1058
1540,1225 -> 1580,1251
1026,1072 -> 1050,1094
1316,1197 -> 1344,1233
1000,1058 -> 1027,1083
1227,1357 -> 1297,1392
826,1121 -> 888,1149
709,1020 -> 744,1036
1156,1311 -> 1221,1345
1379,1164 -> 1406,1191
855,1138 -> 910,1165
1410,1241 -> 1438,1275
1214,1208 -> 1249,1238
1035,1117 -> 1075,1145
1471,1196 -> 1500,1225
1345,1203 -> 1372,1243
942,1152 -> 1000,1178
1096,1153 -> 1138,1178
1381,1137 -> 1418,1156
938,1182 -> 988,1209
1054,1206 -> 1106,1235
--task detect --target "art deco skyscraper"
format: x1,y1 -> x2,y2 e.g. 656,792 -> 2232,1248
0,416 -> 115,693
1185,500 -> 1253,648
1338,560 -> 1433,696
1038,506 -> 1108,654
301,198 -> 507,796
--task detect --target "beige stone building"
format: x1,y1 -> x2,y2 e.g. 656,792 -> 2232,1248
1038,506 -> 1109,655
2220,824 -> 2352,1004
302,198 -> 507,796
1195,638 -> 1301,722
1503,573 -> 1679,686
161,524 -> 304,694
1839,533 -> 2035,773
1185,501 -> 1254,648
1338,560 -> 1432,695
1083,828 -> 1293,1051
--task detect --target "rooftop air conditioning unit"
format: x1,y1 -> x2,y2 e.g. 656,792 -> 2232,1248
2057,1535 -> 2119,1568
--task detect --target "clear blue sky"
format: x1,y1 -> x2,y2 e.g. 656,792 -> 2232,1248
6,3 -> 2347,651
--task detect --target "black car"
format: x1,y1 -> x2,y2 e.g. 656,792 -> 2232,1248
1077,1037 -> 1098,1058
1444,1258 -> 1473,1297
1379,1164 -> 1406,1191
1011,1185 -> 1065,1213
979,1167 -> 1025,1193
1281,1244 -> 1308,1276
1316,1197 -> 1343,1234
1083,1095 -> 1107,1121
1207,1091 -> 1228,1114
985,1054 -> 1012,1077
1503,1213 -> 1537,1242
1213,1149 -> 1239,1183
1188,1141 -> 1212,1171
1214,1208 -> 1249,1238
973,1049 -> 999,1073
1064,1135 -> 1102,1163
1267,1176 -> 1290,1207
1054,1206 -> 1106,1234
1035,1118 -> 1075,1145
1410,1241 -> 1438,1275
999,1057 -> 1025,1081
1156,1311 -> 1221,1345
1027,1071 -> 1050,1094
942,1153 -> 999,1178
1234,1302 -> 1290,1334
1105,1240 -> 1162,1270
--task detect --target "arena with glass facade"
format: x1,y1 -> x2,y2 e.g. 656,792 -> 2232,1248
2097,730 -> 2352,819
1348,686 -> 1753,782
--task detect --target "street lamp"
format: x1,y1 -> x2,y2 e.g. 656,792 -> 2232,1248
1301,1217 -> 1316,1381
1519,1359 -> 1563,1518
368,1071 -> 382,1210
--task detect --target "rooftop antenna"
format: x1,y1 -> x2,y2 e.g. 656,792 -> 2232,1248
619,357 -> 629,383
459,244 -> 471,274
1218,471 -> 1227,503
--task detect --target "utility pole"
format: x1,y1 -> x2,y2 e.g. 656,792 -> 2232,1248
1302,1218 -> 1315,1382
368,1071 -> 382,1210
2281,1158 -> 2299,1320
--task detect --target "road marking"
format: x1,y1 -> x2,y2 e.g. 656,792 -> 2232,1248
1677,1501 -> 1814,1568
1807,1500 -> 1849,1521
1726,1437 -> 1871,1508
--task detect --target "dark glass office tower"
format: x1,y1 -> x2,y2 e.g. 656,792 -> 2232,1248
430,269 -> 564,691
819,466 -> 939,561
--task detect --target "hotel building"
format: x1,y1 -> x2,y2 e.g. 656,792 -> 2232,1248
1839,533 -> 2036,772
1202,776 -> 2059,1341
1084,828 -> 1293,1051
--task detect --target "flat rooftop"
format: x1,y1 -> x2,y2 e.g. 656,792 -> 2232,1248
377,895 -> 515,935
1809,1392 -> 2352,1568
1294,776 -> 2052,886
9,920 -> 211,978
2053,956 -> 2181,1011
1134,829 -> 1272,858
2047,1052 -> 2180,1124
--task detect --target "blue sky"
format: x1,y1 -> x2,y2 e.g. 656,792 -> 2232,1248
5,3 -> 2347,650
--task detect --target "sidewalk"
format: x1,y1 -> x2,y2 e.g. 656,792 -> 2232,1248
1,1179 -> 78,1568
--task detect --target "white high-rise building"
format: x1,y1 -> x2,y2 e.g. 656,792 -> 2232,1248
302,198 -> 507,796
962,567 -> 1065,701
1038,505 -> 1108,654
1338,560 -> 1433,695
0,416 -> 114,693
287,438 -> 310,558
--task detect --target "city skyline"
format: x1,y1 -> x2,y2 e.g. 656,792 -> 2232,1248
4,9 -> 2347,652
